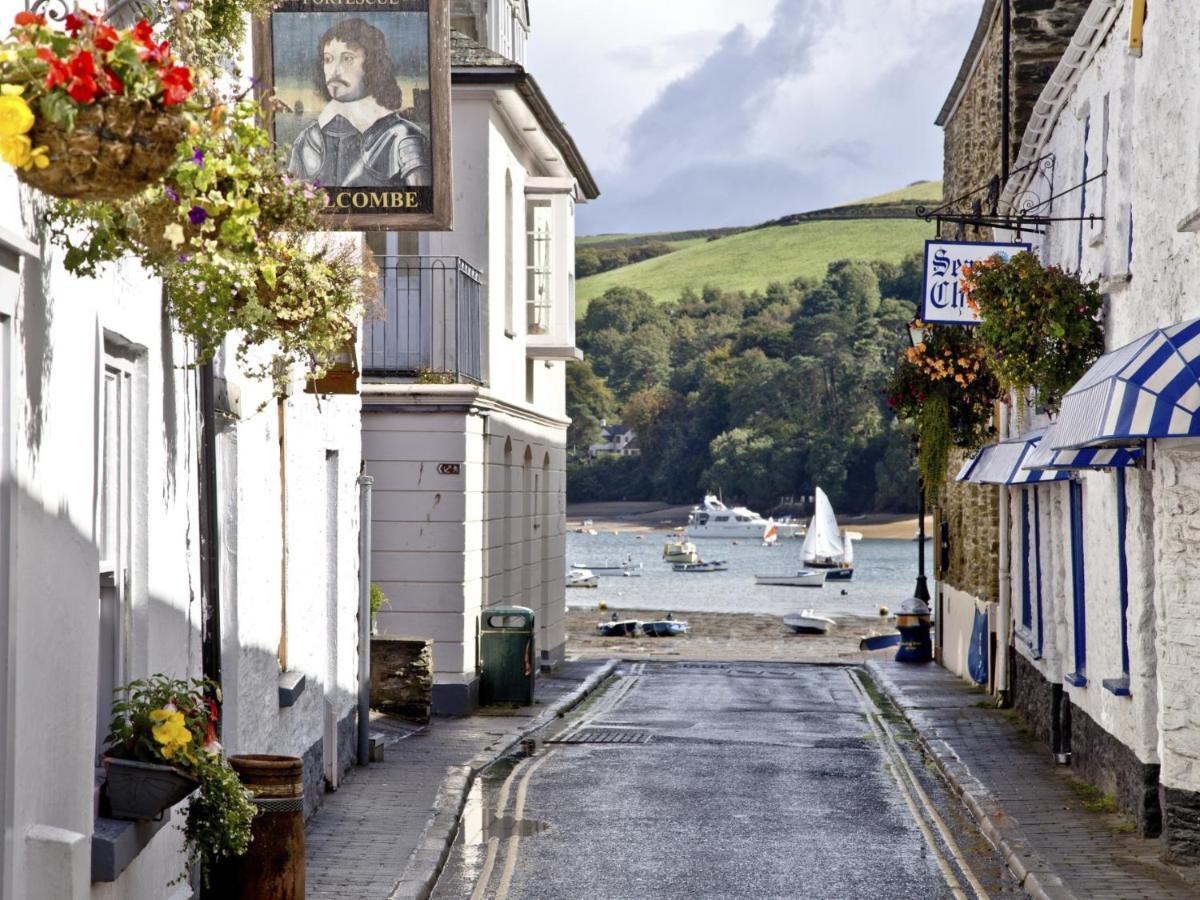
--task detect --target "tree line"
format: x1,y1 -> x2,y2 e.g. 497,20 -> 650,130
566,254 -> 924,514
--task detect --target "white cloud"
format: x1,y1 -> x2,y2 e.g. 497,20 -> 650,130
528,0 -> 980,233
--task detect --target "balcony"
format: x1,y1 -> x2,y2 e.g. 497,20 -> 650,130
364,256 -> 486,384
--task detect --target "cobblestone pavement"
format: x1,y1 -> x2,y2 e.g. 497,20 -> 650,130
868,660 -> 1200,900
304,659 -> 616,899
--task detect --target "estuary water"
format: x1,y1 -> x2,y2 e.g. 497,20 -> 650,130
565,531 -> 932,618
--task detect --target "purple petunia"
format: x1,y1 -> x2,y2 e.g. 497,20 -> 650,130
187,206 -> 208,226
164,185 -> 179,203
192,148 -> 204,167
179,254 -> 190,263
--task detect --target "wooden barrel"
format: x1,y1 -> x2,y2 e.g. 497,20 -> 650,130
211,755 -> 305,899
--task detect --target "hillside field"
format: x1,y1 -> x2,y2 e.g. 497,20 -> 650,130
576,181 -> 941,311
577,217 -> 935,310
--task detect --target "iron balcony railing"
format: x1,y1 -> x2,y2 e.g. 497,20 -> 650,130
364,256 -> 486,385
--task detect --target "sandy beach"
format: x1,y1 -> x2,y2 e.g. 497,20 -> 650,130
566,501 -> 931,540
566,607 -> 898,663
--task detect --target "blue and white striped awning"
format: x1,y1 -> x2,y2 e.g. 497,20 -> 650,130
1049,318 -> 1200,450
957,429 -> 1070,485
1023,440 -> 1144,472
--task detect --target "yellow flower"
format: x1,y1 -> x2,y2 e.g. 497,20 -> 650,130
0,91 -> 33,137
28,145 -> 47,169
150,708 -> 193,760
0,133 -> 31,169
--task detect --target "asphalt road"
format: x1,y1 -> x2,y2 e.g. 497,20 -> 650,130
432,662 -> 1024,900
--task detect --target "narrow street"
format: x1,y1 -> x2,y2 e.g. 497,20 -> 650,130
432,662 -> 1023,900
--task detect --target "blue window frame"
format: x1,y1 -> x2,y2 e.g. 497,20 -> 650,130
1020,490 -> 1032,634
1077,116 -> 1090,271
1066,480 -> 1088,687
1034,491 -> 1044,658
1103,470 -> 1132,696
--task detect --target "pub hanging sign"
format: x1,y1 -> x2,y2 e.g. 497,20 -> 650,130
255,0 -> 452,230
920,240 -> 1031,325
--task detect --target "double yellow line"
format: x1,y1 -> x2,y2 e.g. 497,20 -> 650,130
849,670 -> 991,900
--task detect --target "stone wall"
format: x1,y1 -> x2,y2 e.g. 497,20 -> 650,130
1069,699 -> 1162,838
1011,650 -> 1058,749
1010,0 -> 1091,172
371,637 -> 434,724
941,7 -> 1002,243
937,453 -> 1000,604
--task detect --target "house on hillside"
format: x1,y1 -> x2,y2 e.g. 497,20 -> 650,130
362,10 -> 600,714
588,422 -> 640,458
943,0 -> 1200,861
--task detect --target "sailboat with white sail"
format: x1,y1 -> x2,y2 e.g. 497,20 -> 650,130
801,488 -> 857,578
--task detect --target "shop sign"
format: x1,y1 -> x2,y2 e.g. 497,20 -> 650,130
921,240 -> 1031,325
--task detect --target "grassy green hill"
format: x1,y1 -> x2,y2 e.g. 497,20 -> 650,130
577,182 -> 939,311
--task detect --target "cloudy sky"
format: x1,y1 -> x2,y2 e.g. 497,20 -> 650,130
528,0 -> 981,235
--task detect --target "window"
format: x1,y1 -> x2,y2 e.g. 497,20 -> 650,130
1066,480 -> 1088,687
1033,490 -> 1045,658
97,355 -> 135,754
1103,470 -> 1132,696
1019,490 -> 1032,635
1076,115 -> 1090,272
526,199 -> 552,334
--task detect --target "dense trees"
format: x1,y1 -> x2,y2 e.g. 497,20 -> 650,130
567,255 -> 923,513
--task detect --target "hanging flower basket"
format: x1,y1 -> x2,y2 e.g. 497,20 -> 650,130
304,338 -> 359,395
0,10 -> 194,200
885,323 -> 1001,502
961,251 -> 1104,413
19,97 -> 186,200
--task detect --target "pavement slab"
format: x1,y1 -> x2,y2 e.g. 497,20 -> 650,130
868,660 -> 1200,900
304,659 -> 617,900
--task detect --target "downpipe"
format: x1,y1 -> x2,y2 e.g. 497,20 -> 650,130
357,474 -> 374,766
995,400 -> 1012,706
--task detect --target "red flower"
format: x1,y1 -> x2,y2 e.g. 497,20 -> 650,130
38,47 -> 69,90
65,50 -> 100,104
14,10 -> 45,26
101,66 -> 123,95
159,64 -> 192,106
131,19 -> 154,46
64,12 -> 84,35
93,23 -> 119,52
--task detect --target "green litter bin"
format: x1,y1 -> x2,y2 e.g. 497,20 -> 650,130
480,606 -> 535,706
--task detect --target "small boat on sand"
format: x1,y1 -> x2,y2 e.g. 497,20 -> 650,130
755,571 -> 825,588
783,610 -> 837,634
596,618 -> 641,637
642,618 -> 689,637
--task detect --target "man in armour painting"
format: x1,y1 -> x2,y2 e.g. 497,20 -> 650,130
289,18 -> 431,188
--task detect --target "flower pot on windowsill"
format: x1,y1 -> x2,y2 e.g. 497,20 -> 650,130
103,757 -> 198,821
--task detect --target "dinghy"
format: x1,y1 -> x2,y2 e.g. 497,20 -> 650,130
755,571 -> 825,588
596,618 -> 641,637
642,618 -> 689,637
672,560 -> 728,573
571,557 -> 643,577
783,610 -> 837,634
566,569 -> 599,588
801,488 -> 857,578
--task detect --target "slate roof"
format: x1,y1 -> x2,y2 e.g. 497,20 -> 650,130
450,29 -> 518,69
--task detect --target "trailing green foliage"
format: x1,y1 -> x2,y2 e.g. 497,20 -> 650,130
569,257 -> 923,512
962,252 -> 1104,413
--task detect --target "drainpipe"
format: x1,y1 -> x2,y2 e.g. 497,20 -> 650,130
199,361 -> 223,729
1001,0 -> 1011,184
356,475 -> 374,766
996,402 -> 1012,705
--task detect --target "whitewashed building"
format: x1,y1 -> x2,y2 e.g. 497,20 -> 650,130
363,10 -> 599,714
588,422 -> 639,459
953,0 -> 1200,860
0,47 -> 366,900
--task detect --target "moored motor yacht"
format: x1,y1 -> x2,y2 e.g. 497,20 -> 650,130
684,495 -> 782,540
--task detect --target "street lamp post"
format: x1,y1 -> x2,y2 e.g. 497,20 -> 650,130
907,320 -> 931,606
897,319 -> 933,663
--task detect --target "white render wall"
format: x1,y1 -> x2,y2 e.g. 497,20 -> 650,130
0,177 -> 200,897
368,83 -> 574,701
1001,0 -> 1200,788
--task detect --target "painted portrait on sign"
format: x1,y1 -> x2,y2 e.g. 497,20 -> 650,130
262,0 -> 451,229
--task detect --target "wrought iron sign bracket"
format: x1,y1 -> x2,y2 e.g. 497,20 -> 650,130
916,154 -> 1107,236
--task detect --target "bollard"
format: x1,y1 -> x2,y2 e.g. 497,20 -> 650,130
895,597 -> 933,663
211,755 -> 305,899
